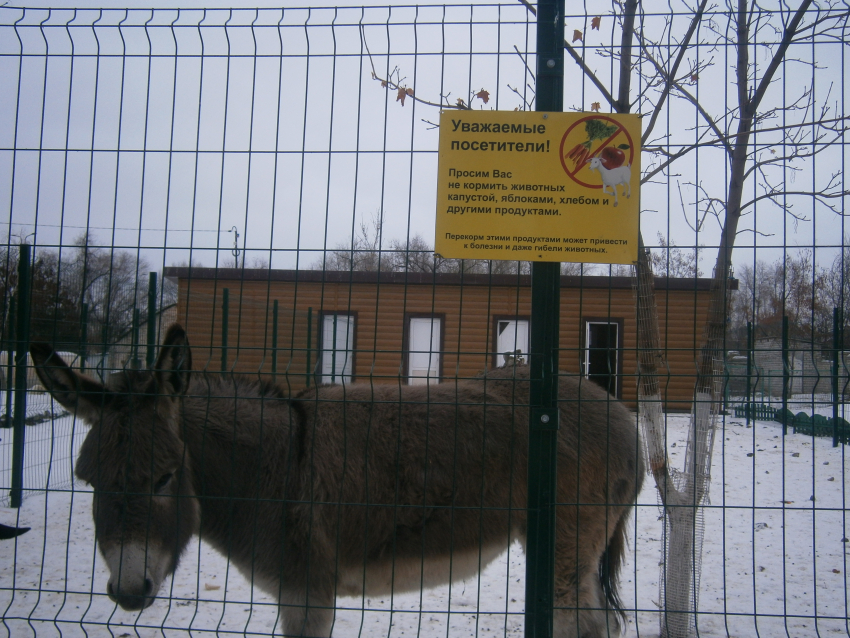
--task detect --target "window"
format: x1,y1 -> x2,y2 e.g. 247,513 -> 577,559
582,319 -> 623,397
494,318 -> 529,367
406,316 -> 442,385
321,314 -> 355,384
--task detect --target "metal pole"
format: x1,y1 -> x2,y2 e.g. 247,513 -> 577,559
131,308 -> 141,369
101,323 -> 109,381
782,316 -> 789,434
272,299 -> 279,381
306,306 -> 313,387
3,297 -> 15,429
10,244 -> 32,508
526,2 -> 564,637
221,288 -> 229,373
146,272 -> 157,368
746,321 -> 752,425
79,302 -> 88,373
833,307 -> 842,447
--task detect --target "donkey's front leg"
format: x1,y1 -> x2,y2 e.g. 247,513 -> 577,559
279,585 -> 334,638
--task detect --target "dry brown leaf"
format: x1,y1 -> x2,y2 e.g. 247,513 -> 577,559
590,102 -> 601,112
572,29 -> 583,43
397,86 -> 407,106
476,89 -> 490,104
690,73 -> 699,83
457,98 -> 466,107
381,80 -> 387,88
591,16 -> 601,30
406,87 -> 414,97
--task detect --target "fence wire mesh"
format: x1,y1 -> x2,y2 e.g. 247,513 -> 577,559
0,2 -> 848,638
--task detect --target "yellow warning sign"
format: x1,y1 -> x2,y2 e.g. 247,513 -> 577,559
434,110 -> 640,264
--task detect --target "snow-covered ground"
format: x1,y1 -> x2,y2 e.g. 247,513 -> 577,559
1,405 -> 848,637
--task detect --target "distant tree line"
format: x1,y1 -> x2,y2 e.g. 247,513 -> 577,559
309,213 -> 584,276
0,235 -> 174,352
312,218 -> 849,352
729,245 -> 850,351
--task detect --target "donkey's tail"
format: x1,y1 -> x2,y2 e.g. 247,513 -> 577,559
598,513 -> 630,625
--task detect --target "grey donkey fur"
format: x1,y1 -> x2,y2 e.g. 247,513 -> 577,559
31,323 -> 643,637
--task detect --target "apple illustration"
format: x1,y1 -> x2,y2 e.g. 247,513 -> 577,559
600,145 -> 626,169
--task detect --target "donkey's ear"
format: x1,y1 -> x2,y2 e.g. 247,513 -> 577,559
30,343 -> 107,420
154,324 -> 192,395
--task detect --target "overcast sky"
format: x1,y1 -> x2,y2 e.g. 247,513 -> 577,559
1,0 -> 846,274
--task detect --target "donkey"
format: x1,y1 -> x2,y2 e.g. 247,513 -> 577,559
31,324 -> 643,638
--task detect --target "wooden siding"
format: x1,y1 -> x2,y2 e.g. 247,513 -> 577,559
166,268 -> 721,410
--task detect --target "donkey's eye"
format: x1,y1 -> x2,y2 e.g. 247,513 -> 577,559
153,473 -> 173,494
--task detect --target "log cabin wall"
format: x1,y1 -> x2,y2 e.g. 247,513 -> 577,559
164,267 -> 727,410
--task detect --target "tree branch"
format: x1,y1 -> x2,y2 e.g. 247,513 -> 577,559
563,40 -> 617,109
748,0 -> 813,115
639,42 -> 733,156
741,189 -> 850,215
517,0 -> 618,110
641,0 -> 711,143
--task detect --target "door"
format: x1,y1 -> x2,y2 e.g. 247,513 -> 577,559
496,319 -> 529,366
585,321 -> 619,396
321,314 -> 354,384
407,316 -> 441,385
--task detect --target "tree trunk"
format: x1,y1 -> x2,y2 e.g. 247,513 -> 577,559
634,245 -> 719,638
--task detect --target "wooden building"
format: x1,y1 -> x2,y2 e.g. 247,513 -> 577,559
163,267 -> 731,410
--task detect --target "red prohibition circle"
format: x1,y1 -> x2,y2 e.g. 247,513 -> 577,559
559,115 -> 635,189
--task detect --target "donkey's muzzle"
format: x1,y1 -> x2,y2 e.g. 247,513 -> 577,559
102,542 -> 163,610
107,576 -> 156,610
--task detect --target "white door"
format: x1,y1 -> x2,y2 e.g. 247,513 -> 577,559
496,319 -> 529,366
321,314 -> 354,384
408,317 -> 441,385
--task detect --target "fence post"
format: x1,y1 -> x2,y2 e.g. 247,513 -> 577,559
782,316 -> 789,434
146,272 -> 157,368
130,308 -> 141,369
272,299 -> 279,381
526,2 -> 563,637
746,321 -> 753,425
306,306 -> 312,387
3,297 -> 15,429
221,288 -> 229,373
10,244 -> 32,508
79,302 -> 88,373
833,307 -> 842,447
100,323 -> 109,381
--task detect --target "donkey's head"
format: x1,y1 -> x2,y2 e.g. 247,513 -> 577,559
31,324 -> 199,611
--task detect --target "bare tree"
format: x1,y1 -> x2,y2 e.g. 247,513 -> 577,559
819,240 -> 850,346
312,212 -> 539,276
312,212 -> 395,273
369,4 -> 848,627
0,234 -> 154,351
591,2 -> 849,635
61,234 -> 151,347
651,233 -> 703,279
520,0 -> 848,636
731,249 -> 837,347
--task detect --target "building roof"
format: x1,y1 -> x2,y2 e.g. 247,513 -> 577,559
163,267 -> 736,291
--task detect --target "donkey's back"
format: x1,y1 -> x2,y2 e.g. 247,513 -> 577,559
288,365 -> 642,636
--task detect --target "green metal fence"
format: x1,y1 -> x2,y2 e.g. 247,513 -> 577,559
1,3 -> 848,638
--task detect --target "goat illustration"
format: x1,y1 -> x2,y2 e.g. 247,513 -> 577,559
587,156 -> 631,206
